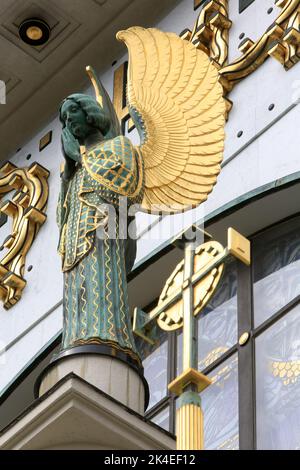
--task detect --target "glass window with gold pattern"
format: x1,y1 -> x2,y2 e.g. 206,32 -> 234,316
142,215 -> 300,450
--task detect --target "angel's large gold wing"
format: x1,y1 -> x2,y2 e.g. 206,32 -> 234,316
117,27 -> 226,213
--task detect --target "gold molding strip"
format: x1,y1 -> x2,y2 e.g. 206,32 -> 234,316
0,161 -> 50,309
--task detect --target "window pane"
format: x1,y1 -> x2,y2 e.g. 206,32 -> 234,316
137,330 -> 168,410
202,354 -> 239,450
253,217 -> 300,326
239,0 -> 255,14
198,260 -> 237,370
177,260 -> 237,375
177,332 -> 183,376
151,406 -> 170,432
256,304 -> 300,449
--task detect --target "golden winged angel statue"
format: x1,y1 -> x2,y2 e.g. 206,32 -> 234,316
56,27 -> 225,374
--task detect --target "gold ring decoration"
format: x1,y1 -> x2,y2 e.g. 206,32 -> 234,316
157,241 -> 225,331
0,161 -> 50,309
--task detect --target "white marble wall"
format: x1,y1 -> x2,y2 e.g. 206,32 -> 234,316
1,0 -> 299,392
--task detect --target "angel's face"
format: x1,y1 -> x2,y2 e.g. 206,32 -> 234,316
60,99 -> 92,140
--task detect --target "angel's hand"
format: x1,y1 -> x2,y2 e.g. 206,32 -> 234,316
61,128 -> 81,181
62,127 -> 81,163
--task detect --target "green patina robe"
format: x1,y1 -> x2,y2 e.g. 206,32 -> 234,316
57,135 -> 144,363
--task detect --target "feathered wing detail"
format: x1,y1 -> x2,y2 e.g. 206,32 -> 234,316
116,27 -> 226,213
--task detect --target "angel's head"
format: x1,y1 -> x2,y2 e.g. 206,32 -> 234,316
59,93 -> 111,142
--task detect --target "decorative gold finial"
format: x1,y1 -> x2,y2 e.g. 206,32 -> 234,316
86,65 -> 103,108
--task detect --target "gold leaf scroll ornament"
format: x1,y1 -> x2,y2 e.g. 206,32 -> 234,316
188,0 -> 300,114
117,27 -> 226,214
0,161 -> 49,309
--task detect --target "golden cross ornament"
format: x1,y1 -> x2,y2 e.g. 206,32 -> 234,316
133,226 -> 251,450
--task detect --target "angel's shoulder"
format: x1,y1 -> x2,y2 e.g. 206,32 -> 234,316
104,135 -> 134,155
90,135 -> 133,159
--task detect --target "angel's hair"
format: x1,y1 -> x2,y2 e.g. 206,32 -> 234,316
59,93 -> 111,136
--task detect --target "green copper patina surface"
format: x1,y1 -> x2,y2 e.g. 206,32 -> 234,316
57,92 -> 144,367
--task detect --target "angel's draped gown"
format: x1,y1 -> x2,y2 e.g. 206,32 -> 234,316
56,135 -> 144,367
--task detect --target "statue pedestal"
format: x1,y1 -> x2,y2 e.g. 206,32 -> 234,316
0,374 -> 174,450
37,350 -> 148,415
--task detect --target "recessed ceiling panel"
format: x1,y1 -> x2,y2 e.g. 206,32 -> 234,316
0,68 -> 21,95
0,0 -> 80,62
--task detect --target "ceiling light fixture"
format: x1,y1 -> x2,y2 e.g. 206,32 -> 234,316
19,18 -> 50,46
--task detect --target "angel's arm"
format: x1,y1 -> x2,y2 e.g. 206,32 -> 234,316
83,137 -> 142,200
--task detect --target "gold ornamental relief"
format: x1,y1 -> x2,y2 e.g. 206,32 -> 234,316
188,0 -> 231,69
157,241 -> 225,331
0,161 -> 50,309
218,0 -> 300,92
188,0 -> 300,113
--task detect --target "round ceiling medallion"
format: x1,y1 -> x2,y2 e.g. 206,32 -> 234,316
19,18 -> 50,46
26,26 -> 43,41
